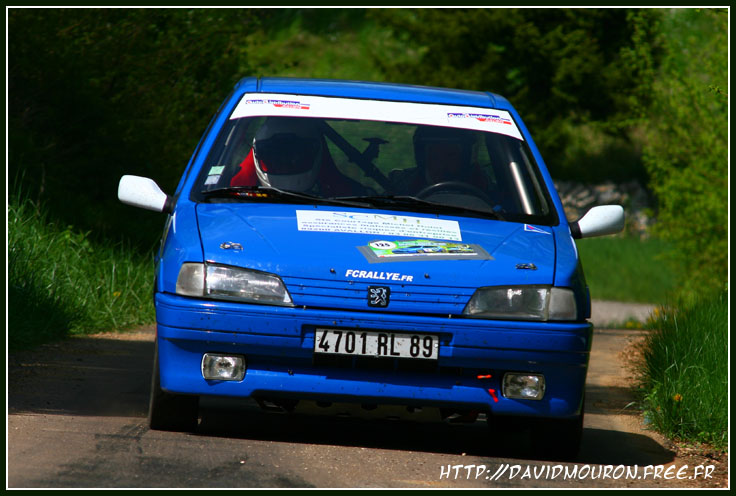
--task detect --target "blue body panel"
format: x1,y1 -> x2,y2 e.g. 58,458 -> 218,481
189,203 -> 557,315
156,292 -> 591,417
249,77 -> 500,107
152,77 -> 592,421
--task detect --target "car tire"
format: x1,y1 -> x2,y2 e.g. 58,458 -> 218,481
530,404 -> 584,461
486,414 -> 524,436
148,341 -> 199,432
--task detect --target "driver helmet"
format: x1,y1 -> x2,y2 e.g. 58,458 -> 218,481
253,117 -> 323,192
413,125 -> 475,183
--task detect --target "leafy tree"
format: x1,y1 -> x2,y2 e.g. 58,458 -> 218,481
9,8 -> 266,247
631,9 -> 727,301
368,8 -> 661,182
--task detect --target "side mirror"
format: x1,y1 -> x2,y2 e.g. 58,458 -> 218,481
570,205 -> 625,239
118,175 -> 174,213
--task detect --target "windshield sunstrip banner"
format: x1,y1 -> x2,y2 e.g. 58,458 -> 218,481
231,93 -> 523,141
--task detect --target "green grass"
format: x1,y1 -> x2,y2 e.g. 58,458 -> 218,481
245,11 -> 396,82
576,236 -> 677,303
8,195 -> 156,351
637,291 -> 727,448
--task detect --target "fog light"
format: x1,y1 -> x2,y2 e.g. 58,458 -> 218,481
502,373 -> 545,400
201,353 -> 246,381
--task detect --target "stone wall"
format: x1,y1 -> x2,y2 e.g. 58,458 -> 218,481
553,180 -> 654,238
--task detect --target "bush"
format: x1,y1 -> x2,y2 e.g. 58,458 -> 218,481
370,8 -> 659,183
8,194 -> 156,350
633,9 -> 728,302
638,291 -> 727,448
8,8 -> 265,248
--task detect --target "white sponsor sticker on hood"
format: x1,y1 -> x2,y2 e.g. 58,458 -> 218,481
296,210 -> 462,241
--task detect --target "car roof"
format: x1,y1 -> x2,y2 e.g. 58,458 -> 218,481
233,77 -> 512,110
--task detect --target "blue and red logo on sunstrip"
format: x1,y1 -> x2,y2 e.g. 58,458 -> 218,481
448,113 -> 512,125
524,224 -> 551,235
245,99 -> 311,110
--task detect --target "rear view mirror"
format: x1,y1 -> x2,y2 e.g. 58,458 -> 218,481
118,175 -> 173,213
570,205 -> 625,239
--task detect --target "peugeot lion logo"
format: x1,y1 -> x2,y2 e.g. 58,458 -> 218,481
368,286 -> 390,308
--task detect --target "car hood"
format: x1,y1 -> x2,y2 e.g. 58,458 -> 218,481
196,203 -> 557,315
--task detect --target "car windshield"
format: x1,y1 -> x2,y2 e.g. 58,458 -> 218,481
192,95 -> 557,225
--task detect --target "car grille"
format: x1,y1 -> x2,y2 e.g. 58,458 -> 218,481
282,276 -> 475,315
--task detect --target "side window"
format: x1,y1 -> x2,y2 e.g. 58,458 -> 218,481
198,117 -> 264,190
515,142 -> 550,215
484,133 -> 550,216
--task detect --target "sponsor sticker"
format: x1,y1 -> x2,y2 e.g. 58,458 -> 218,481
244,98 -> 311,110
524,224 -> 552,235
447,113 -> 513,125
296,210 -> 462,241
230,93 -> 524,141
371,239 -> 475,257
358,239 -> 493,264
345,269 -> 414,282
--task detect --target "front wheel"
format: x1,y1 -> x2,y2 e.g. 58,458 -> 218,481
148,341 -> 199,432
530,408 -> 584,461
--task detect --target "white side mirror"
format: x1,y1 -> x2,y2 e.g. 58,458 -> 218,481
118,175 -> 173,213
570,205 -> 625,239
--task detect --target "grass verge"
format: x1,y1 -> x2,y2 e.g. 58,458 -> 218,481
637,291 -> 728,449
576,235 -> 676,303
8,195 -> 156,351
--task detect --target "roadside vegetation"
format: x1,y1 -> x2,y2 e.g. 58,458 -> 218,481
577,236 -> 675,304
630,9 -> 727,306
8,194 -> 155,351
625,8 -> 728,451
8,8 -> 727,449
638,292 -> 728,449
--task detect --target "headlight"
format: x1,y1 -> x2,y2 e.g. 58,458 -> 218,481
176,263 -> 293,305
463,285 -> 577,321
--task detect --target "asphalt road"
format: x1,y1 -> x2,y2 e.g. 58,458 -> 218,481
8,314 -> 718,489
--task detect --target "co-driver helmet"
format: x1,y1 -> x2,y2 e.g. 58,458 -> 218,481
413,125 -> 475,183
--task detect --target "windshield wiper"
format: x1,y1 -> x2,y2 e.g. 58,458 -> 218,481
200,188 -> 502,219
200,186 -> 371,208
334,195 -> 505,220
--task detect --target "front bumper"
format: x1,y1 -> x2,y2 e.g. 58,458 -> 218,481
155,292 -> 592,419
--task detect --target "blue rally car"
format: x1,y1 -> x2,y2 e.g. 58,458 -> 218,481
118,77 -> 623,459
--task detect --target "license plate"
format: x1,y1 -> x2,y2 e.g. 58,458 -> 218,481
314,328 -> 439,360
